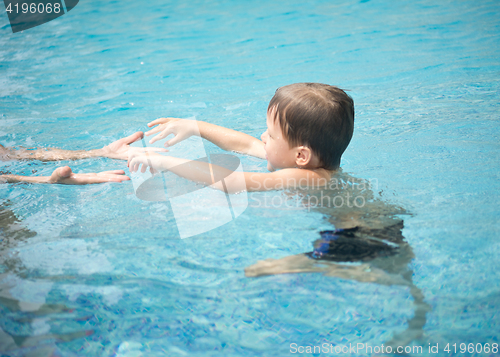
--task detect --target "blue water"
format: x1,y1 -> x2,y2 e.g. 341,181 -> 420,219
1,0 -> 499,356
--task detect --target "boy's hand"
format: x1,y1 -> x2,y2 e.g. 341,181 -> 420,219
146,118 -> 199,147
49,166 -> 130,185
128,151 -> 166,174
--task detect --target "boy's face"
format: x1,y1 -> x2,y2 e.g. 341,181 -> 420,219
261,111 -> 297,172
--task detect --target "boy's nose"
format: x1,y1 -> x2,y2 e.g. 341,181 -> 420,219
261,131 -> 268,143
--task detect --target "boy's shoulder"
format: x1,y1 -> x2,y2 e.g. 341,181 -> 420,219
246,167 -> 333,191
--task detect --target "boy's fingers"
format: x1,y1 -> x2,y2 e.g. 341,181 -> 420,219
149,135 -> 162,144
147,118 -> 166,127
145,126 -> 163,136
149,127 -> 171,142
147,119 -> 160,127
148,118 -> 173,127
166,135 -> 182,147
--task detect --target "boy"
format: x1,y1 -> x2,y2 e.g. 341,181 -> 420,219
129,83 -> 354,192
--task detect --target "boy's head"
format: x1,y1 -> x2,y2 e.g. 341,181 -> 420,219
264,83 -> 354,171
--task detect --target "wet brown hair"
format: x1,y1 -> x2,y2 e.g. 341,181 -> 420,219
268,83 -> 354,170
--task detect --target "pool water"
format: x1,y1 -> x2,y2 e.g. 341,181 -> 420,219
1,0 -> 499,356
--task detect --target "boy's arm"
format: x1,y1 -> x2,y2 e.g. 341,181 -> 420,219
0,132 -> 164,162
0,166 -> 130,185
128,153 -> 329,193
146,118 -> 266,159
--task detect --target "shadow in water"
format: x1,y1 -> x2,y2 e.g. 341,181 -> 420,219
245,171 -> 431,352
0,201 -> 92,357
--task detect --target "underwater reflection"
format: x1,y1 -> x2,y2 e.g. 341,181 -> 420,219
245,171 -> 431,349
0,202 -> 96,356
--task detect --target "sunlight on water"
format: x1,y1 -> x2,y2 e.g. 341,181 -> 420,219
1,0 -> 499,355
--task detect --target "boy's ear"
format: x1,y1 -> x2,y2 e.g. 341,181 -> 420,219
295,146 -> 313,167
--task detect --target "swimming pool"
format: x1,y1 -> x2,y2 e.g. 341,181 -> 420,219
1,0 -> 499,356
